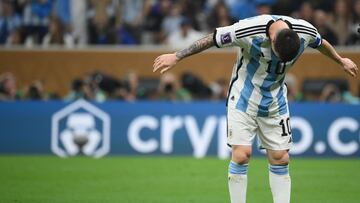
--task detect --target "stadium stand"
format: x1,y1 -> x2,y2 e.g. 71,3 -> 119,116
0,0 -> 359,102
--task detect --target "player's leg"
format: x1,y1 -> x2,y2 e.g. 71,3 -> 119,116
257,115 -> 292,203
229,145 -> 252,203
267,149 -> 291,203
227,108 -> 257,203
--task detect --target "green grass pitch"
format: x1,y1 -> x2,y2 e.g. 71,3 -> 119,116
0,156 -> 359,203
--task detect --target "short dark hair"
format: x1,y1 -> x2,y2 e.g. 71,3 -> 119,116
274,29 -> 300,62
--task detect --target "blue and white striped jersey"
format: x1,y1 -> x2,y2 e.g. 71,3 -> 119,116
213,15 -> 322,117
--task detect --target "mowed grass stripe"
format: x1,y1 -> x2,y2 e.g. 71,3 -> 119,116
0,156 -> 359,203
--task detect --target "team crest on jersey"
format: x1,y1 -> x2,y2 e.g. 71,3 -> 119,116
221,32 -> 232,45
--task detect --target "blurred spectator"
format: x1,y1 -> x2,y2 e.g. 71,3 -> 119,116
119,0 -> 147,27
285,73 -> 303,102
209,78 -> 228,100
86,72 -> 126,102
167,18 -> 203,50
42,16 -> 74,48
86,74 -> 106,102
203,0 -> 217,15
70,0 -> 87,45
346,0 -> 360,45
313,9 -> 338,45
110,71 -> 140,101
181,72 -> 212,99
0,0 -> 22,44
319,83 -> 343,103
297,1 -> 315,24
223,0 -> 257,20
64,78 -> 91,101
158,72 -> 192,101
54,0 -> 70,27
117,0 -> 151,44
273,0 -> 301,16
311,0 -> 335,12
255,0 -> 277,5
110,83 -> 130,100
143,0 -> 171,44
6,27 -> 24,46
353,0 -> 360,28
87,0 -> 118,20
115,8 -> 138,46
342,90 -> 360,104
23,0 -> 53,44
0,72 -> 18,101
161,2 -> 183,37
331,0 -> 352,45
135,77 -> 160,100
207,1 -> 235,31
24,80 -> 45,100
87,0 -> 117,44
256,3 -> 272,15
177,0 -> 204,31
123,71 -> 139,101
12,0 -> 28,16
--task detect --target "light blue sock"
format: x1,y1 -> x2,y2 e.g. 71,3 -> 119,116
269,164 -> 289,175
228,161 -> 248,175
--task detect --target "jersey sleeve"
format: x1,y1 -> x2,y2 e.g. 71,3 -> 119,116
293,20 -> 322,49
308,29 -> 322,48
213,20 -> 252,49
213,24 -> 239,48
213,16 -> 269,49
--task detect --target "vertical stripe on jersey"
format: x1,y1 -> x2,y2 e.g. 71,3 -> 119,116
236,38 -> 264,112
257,50 -> 280,117
277,38 -> 306,115
276,77 -> 287,115
226,49 -> 244,106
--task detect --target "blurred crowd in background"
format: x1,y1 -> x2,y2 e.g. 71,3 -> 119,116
0,0 -> 359,103
0,0 -> 359,48
1,70 -> 359,104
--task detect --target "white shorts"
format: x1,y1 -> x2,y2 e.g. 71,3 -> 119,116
227,107 -> 293,150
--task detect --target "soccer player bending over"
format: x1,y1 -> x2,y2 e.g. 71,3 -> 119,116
153,15 -> 358,203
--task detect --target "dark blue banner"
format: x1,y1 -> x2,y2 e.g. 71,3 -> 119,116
0,100 -> 359,158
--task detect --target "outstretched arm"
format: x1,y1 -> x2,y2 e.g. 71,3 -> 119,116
153,33 -> 215,74
317,39 -> 358,77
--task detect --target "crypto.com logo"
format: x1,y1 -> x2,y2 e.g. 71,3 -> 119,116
51,99 -> 110,158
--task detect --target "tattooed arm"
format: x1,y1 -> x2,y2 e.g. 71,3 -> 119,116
175,33 -> 215,60
153,33 -> 215,74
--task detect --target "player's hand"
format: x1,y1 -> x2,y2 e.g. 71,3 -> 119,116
341,58 -> 358,77
153,53 -> 179,74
